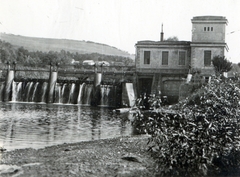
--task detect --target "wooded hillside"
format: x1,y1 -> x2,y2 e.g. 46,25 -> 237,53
0,33 -> 134,59
0,34 -> 134,68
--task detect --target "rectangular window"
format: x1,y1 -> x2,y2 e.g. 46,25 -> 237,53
207,27 -> 210,31
179,51 -> 186,65
144,51 -> 150,64
204,50 -> 211,66
162,51 -> 168,65
204,27 -> 206,31
211,27 -> 213,31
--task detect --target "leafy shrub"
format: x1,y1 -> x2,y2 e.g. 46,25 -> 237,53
132,77 -> 240,176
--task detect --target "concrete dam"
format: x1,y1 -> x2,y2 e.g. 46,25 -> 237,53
0,63 -> 136,108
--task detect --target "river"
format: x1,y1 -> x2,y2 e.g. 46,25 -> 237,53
0,102 -> 133,151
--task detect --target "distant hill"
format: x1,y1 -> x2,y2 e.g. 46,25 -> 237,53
0,33 -> 135,59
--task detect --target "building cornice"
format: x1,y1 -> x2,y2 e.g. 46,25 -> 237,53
136,41 -> 190,45
190,42 -> 226,47
191,16 -> 228,24
135,41 -> 191,48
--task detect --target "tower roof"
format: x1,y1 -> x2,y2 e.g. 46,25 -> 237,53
192,16 -> 228,24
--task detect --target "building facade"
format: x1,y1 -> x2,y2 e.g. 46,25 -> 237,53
191,16 -> 227,76
135,16 -> 228,103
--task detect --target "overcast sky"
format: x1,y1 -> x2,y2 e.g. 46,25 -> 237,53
0,0 -> 240,63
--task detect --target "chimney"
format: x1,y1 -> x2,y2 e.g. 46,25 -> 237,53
160,23 -> 164,41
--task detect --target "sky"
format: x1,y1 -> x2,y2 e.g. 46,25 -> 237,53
0,0 -> 240,63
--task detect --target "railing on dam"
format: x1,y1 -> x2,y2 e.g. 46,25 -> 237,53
57,64 -> 136,76
0,63 -> 189,75
0,63 -> 136,75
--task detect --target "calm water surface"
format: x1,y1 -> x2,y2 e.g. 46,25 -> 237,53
0,102 -> 133,151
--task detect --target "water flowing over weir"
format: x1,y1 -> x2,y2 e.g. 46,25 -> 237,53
99,85 -> 117,107
0,79 -> 125,107
0,65 -> 136,107
10,81 -> 47,102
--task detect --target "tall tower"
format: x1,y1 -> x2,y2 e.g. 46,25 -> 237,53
190,16 -> 228,75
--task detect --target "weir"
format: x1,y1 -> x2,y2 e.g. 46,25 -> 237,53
0,63 -> 136,108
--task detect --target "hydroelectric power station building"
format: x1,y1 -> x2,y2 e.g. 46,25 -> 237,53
135,16 -> 228,103
0,16 -> 228,106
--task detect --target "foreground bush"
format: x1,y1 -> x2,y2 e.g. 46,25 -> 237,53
132,77 -> 240,176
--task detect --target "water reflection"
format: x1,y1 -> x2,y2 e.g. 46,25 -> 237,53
0,103 -> 132,151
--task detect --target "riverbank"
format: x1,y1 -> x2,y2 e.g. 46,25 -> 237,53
0,135 -> 156,177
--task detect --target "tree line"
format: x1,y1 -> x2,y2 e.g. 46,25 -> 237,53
0,40 -> 134,68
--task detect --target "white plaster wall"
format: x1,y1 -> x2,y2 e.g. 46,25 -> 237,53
136,47 -> 190,69
192,23 -> 226,43
191,47 -> 224,68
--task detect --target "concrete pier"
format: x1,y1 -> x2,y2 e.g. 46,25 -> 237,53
91,73 -> 103,106
47,71 -> 58,103
122,83 -> 136,107
94,73 -> 102,87
4,70 -> 14,101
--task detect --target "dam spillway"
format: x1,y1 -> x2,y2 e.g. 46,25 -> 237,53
0,80 -> 125,107
0,64 -> 136,107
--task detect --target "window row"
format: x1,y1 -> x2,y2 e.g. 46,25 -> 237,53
204,27 -> 213,31
143,51 -> 186,66
144,50 -> 212,66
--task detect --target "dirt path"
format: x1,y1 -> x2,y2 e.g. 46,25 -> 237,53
0,135 -> 156,177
